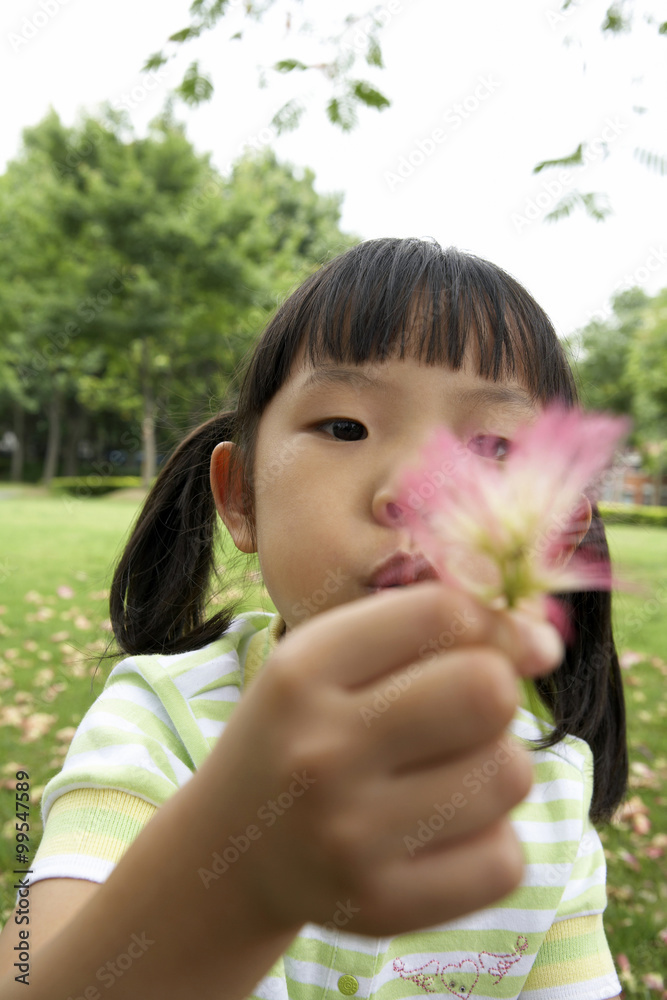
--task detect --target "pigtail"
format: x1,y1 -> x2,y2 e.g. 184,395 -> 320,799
110,412 -> 246,656
533,505 -> 628,824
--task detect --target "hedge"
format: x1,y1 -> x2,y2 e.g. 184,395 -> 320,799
49,476 -> 146,497
598,502 -> 667,526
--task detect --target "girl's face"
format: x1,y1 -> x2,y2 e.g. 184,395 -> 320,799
213,345 -> 538,634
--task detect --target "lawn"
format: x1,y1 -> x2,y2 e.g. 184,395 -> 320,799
0,495 -> 665,996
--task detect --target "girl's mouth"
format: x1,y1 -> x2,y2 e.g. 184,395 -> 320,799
368,551 -> 439,590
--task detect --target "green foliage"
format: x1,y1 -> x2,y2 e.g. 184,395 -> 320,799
633,147 -> 667,176
176,61 -> 214,105
544,190 -> 613,223
351,80 -> 391,110
599,503 -> 667,526
49,477 -> 146,497
149,1 -> 392,132
270,98 -> 306,135
533,143 -> 584,173
569,286 -> 650,419
0,108 -> 357,484
273,58 -> 308,73
536,1 -> 665,223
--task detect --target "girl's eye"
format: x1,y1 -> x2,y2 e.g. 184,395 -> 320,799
466,434 -> 512,460
317,419 -> 368,441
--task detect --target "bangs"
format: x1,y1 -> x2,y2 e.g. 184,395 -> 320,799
239,238 -> 577,423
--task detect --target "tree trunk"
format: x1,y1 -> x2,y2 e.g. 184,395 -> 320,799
654,460 -> 663,506
42,389 -> 63,484
141,339 -> 157,488
10,400 -> 25,482
63,406 -> 86,477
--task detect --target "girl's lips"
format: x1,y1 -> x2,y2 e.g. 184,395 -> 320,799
368,551 -> 440,590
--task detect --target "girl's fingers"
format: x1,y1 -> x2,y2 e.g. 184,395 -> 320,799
349,819 -> 525,937
363,737 -> 532,860
276,581 -> 563,692
355,648 -> 520,771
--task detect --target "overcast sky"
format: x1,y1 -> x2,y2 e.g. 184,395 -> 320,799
2,0 -> 666,341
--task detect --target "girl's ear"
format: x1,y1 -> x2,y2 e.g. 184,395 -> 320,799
210,442 -> 256,554
558,494 -> 593,567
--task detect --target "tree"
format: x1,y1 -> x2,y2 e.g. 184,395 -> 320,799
0,107 -> 357,484
567,284 -> 667,503
628,287 -> 667,501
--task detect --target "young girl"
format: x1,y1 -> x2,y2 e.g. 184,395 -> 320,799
0,238 -> 625,1000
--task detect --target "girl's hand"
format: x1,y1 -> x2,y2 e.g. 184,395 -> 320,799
204,582 -> 563,938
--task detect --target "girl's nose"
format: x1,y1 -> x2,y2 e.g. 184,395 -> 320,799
372,488 -> 407,529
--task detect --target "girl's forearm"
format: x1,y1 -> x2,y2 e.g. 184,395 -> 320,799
0,758 -> 300,1000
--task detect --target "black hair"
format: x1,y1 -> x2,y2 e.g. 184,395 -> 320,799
110,237 -> 627,824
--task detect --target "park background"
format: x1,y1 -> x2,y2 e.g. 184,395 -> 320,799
1,0 -> 666,994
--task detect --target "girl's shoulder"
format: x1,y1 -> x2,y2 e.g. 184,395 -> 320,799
103,610 -> 278,696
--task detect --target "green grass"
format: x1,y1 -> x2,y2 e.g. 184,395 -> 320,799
0,499 -> 665,995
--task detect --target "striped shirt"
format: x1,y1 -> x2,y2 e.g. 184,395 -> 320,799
31,611 -> 621,999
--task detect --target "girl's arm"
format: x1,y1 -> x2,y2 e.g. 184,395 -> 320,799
0,744 -> 300,999
0,582 -> 562,999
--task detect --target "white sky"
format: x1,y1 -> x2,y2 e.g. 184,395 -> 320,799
2,0 -> 666,339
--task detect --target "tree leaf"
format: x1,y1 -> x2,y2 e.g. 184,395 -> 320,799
602,3 -> 631,33
366,36 -> 383,68
168,27 -> 199,43
176,62 -> 214,105
143,51 -> 168,72
327,96 -> 358,132
270,99 -> 306,135
350,80 -> 390,110
534,143 -> 584,173
633,147 -> 667,176
544,190 -> 613,223
273,58 -> 308,73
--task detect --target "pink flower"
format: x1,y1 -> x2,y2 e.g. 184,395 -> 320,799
396,405 -> 628,613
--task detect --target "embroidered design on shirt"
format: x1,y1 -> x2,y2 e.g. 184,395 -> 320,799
393,935 -> 528,997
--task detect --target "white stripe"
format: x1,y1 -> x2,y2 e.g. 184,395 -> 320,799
523,777 -> 583,804
512,818 -> 582,844
28,853 -> 115,886
519,970 -> 622,1000
58,742 -> 190,786
195,716 -> 227,739
559,869 -> 607,904
85,680 -> 177,729
73,708 -> 176,742
171,654 -> 241,699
